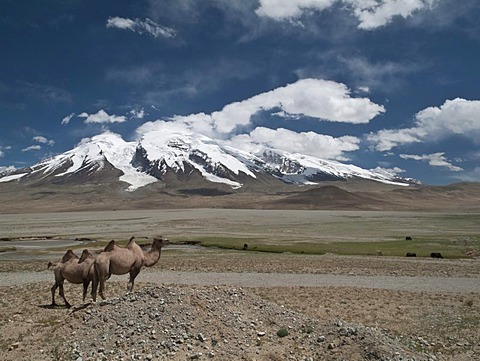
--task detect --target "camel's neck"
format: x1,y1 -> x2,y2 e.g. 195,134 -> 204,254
143,247 -> 162,267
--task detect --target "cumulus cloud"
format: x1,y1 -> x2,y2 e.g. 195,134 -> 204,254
32,136 -> 55,146
414,98 -> 480,139
172,78 -> 385,136
400,152 -> 463,172
106,17 -> 176,38
78,110 -> 127,124
256,0 -> 437,29
368,98 -> 480,151
136,78 -> 379,161
229,127 -> 360,160
61,113 -> 75,125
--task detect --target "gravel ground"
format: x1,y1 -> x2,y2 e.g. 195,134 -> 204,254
1,270 -> 479,293
1,253 -> 479,361
1,283 -> 434,361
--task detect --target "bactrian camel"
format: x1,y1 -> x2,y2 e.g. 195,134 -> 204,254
91,236 -> 169,301
48,249 -> 95,307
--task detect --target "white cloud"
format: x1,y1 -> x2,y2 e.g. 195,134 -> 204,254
61,113 -> 75,125
400,152 -> 463,172
33,136 -> 55,146
256,0 -> 437,29
78,110 -> 127,124
229,127 -> 360,160
369,98 -> 480,151
351,0 -> 437,30
173,78 -> 385,136
22,145 -> 42,152
370,166 -> 405,175
130,108 -> 146,119
357,86 -> 370,93
414,98 -> 480,139
255,0 -> 336,20
106,17 -> 176,38
135,79 -> 377,161
367,128 -> 422,152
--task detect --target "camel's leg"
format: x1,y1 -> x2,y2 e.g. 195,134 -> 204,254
50,282 -> 58,306
91,263 -> 100,302
58,281 -> 71,308
128,268 -> 141,293
98,277 -> 106,300
91,279 -> 97,302
82,280 -> 90,302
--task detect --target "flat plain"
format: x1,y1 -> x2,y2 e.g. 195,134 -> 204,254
1,209 -> 479,360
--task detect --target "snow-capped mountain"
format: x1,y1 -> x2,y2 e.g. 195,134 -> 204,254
0,129 -> 418,191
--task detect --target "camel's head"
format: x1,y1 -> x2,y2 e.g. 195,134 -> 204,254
152,237 -> 170,249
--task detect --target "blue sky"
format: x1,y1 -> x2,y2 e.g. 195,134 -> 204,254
1,0 -> 480,185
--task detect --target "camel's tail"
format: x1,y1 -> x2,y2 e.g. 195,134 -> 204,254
47,261 -> 57,269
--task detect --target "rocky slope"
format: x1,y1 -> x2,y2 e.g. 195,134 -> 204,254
58,286 -> 429,361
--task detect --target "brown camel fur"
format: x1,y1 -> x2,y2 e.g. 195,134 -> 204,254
91,236 -> 169,301
48,249 -> 95,307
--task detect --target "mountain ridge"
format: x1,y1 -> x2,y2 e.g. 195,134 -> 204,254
3,129 -> 478,213
0,129 -> 417,191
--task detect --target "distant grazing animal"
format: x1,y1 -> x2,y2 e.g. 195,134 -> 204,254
243,243 -> 248,251
430,252 -> 443,259
405,236 -> 412,241
48,249 -> 95,308
91,236 -> 169,301
405,252 -> 416,257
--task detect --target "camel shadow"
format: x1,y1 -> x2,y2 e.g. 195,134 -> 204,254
38,302 -> 93,311
39,304 -> 69,309
70,302 -> 93,313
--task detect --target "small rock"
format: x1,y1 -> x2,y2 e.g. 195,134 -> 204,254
328,342 -> 336,350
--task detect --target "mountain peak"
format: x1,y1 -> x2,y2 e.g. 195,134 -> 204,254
0,127 -> 417,191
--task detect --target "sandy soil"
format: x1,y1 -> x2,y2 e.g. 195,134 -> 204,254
1,252 -> 479,360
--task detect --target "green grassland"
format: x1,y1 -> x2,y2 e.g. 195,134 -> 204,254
196,235 -> 480,258
0,209 -> 479,259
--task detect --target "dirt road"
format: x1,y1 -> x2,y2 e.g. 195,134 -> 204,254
2,270 -> 479,293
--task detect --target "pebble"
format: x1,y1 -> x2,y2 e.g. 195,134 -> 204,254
60,286 -> 432,361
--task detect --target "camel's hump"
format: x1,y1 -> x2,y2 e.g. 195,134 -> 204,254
103,240 -> 116,252
61,249 -> 78,263
79,249 -> 93,263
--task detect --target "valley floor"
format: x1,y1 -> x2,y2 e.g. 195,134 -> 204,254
1,253 -> 479,360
